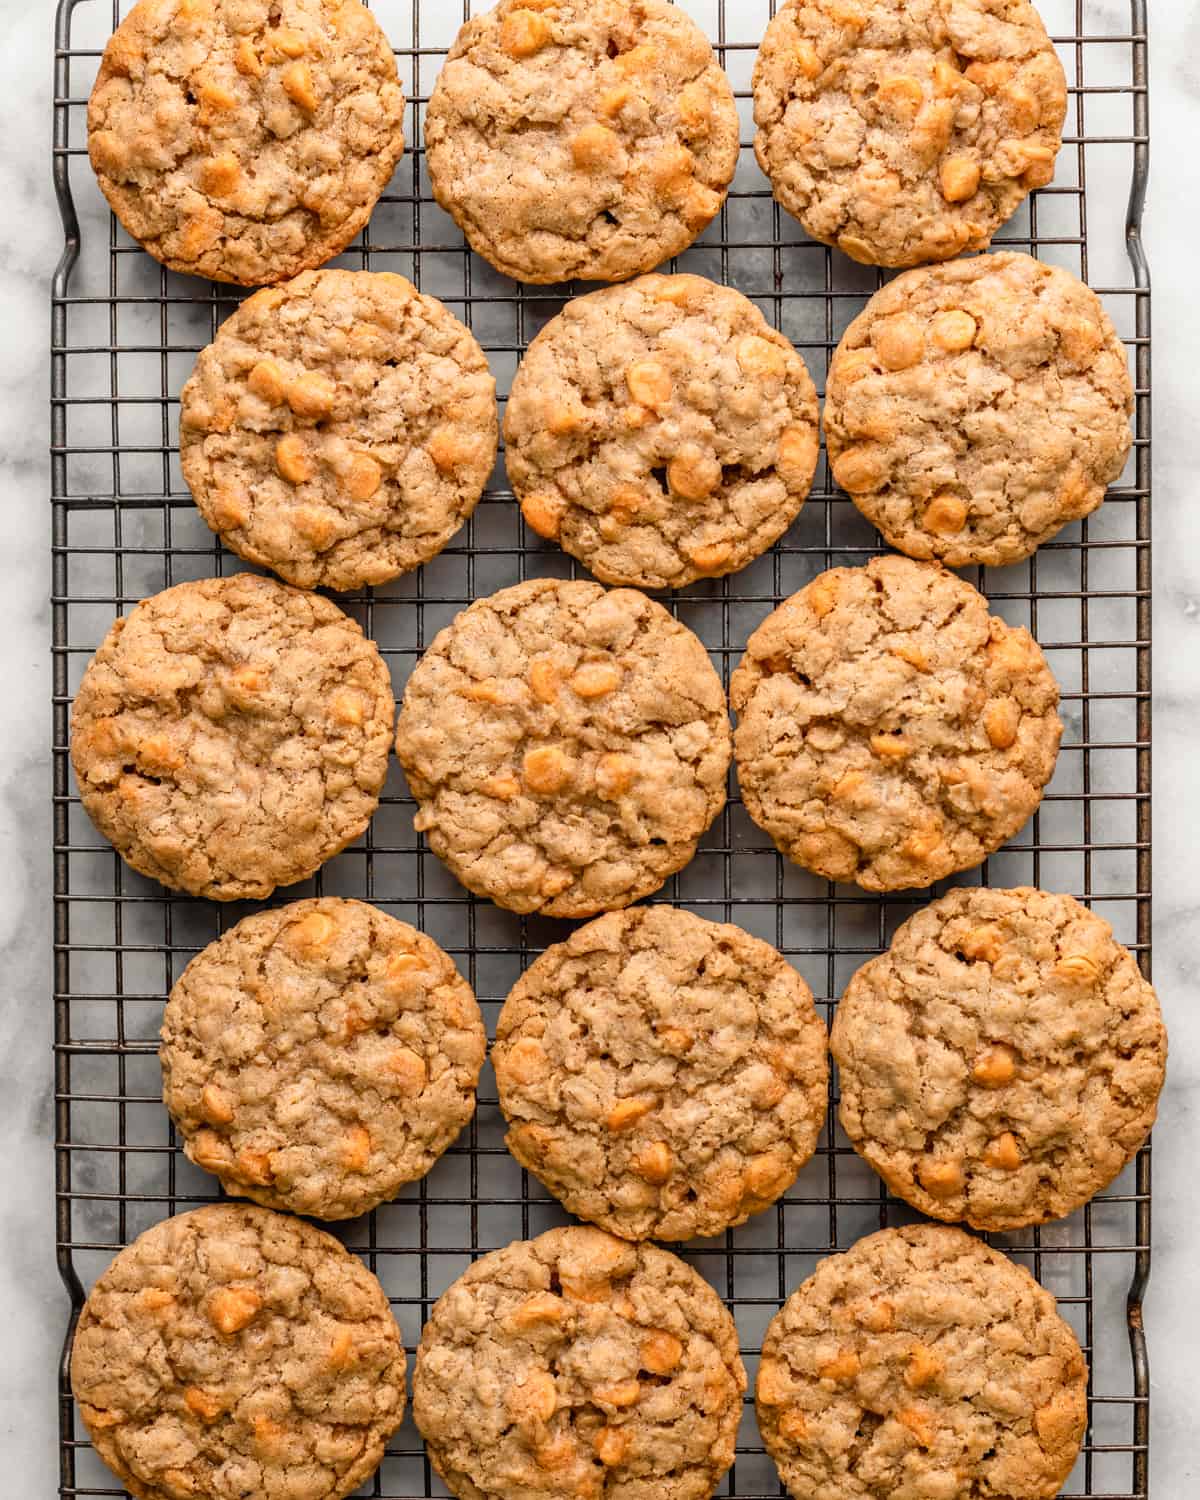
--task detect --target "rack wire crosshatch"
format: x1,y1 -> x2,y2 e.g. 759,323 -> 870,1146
50,2 -> 1152,1497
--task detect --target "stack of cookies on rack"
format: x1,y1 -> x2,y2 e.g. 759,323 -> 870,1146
68,4 -> 1164,1500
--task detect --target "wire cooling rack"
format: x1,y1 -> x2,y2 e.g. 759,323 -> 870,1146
51,2 -> 1152,1496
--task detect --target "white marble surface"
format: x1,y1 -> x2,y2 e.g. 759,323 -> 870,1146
1,0 -> 1197,1492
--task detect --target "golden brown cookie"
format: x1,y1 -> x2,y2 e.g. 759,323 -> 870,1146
729,556 -> 1063,891
504,274 -> 820,590
87,0 -> 406,285
753,0 -> 1067,268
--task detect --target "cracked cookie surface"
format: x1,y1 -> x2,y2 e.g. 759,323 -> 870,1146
71,574 -> 395,901
757,1223 -> 1087,1500
753,0 -> 1067,268
825,253 -> 1134,568
394,578 -> 731,917
729,556 -> 1062,892
181,270 -> 498,590
87,0 -> 405,286
831,886 -> 1167,1230
161,898 -> 487,1219
413,1225 -> 746,1500
494,906 -> 828,1242
70,1203 -> 406,1500
426,0 -> 739,284
505,275 -> 820,590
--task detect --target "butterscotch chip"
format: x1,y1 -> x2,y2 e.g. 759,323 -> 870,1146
758,1224 -> 1087,1500
394,579 -> 730,917
729,556 -> 1063,891
161,898 -> 486,1220
413,1227 -> 745,1500
504,274 -> 819,590
70,574 -> 394,900
494,906 -> 828,1241
87,0 -> 405,285
70,1204 -> 406,1500
826,254 -> 1135,567
832,887 -> 1167,1230
426,0 -> 738,283
752,0 -> 1067,268
181,270 -> 497,591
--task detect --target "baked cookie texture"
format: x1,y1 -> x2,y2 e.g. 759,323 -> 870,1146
425,0 -> 740,284
394,578 -> 731,918
161,898 -> 487,1220
757,1224 -> 1088,1500
826,253 -> 1135,568
181,270 -> 498,590
70,1203 -> 406,1500
71,574 -> 394,901
729,556 -> 1063,891
413,1225 -> 746,1500
831,886 -> 1167,1230
494,906 -> 828,1242
752,0 -> 1067,268
87,0 -> 406,286
504,274 -> 820,590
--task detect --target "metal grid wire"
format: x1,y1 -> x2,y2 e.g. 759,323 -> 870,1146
51,1 -> 1152,1496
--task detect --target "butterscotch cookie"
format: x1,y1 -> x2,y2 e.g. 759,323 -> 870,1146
826,254 -> 1135,567
71,574 -> 394,901
413,1226 -> 746,1500
757,1224 -> 1087,1500
88,0 -> 405,286
504,275 -> 820,590
180,270 -> 498,590
753,0 -> 1067,268
729,556 -> 1062,891
426,0 -> 739,284
161,898 -> 487,1219
831,887 -> 1167,1230
495,906 -> 828,1241
394,578 -> 731,917
70,1204 -> 406,1500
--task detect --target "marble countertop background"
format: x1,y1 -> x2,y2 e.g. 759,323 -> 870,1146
1,0 -> 1196,1492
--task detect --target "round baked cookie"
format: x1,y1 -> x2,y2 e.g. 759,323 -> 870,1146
831,886 -> 1167,1230
757,1224 -> 1088,1500
494,906 -> 828,1242
87,0 -> 406,286
180,270 -> 498,590
729,556 -> 1063,891
752,0 -> 1068,268
70,574 -> 394,901
413,1225 -> 746,1500
161,898 -> 487,1219
394,578 -> 731,917
70,1203 -> 406,1500
504,274 -> 820,590
826,254 -> 1135,568
425,0 -> 739,284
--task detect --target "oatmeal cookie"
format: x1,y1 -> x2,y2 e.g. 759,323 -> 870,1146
161,898 -> 487,1219
70,1203 -> 406,1500
413,1225 -> 746,1500
394,578 -> 731,917
831,886 -> 1167,1230
426,0 -> 739,284
88,0 -> 406,286
71,574 -> 394,901
752,0 -> 1067,268
825,253 -> 1134,567
505,274 -> 820,590
494,906 -> 828,1241
757,1223 -> 1088,1500
729,556 -> 1063,891
180,270 -> 498,590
